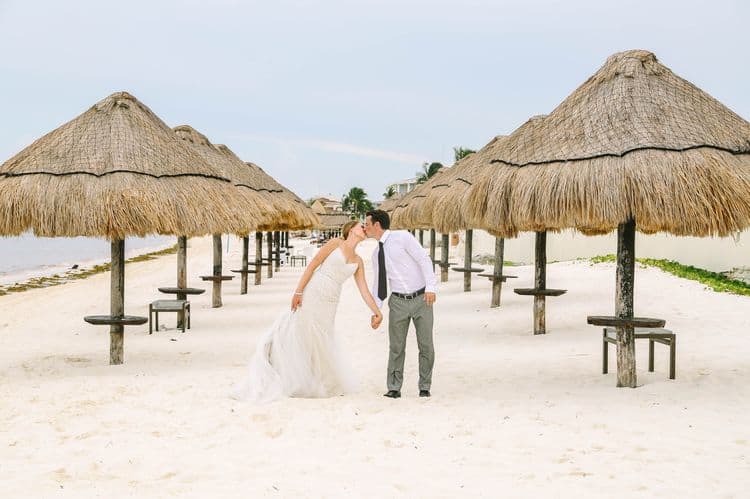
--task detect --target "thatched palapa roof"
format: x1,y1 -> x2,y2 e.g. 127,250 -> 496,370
0,92 -> 247,239
390,167 -> 451,229
467,50 -> 750,238
237,160 -> 320,231
317,212 -> 352,230
173,125 -> 275,234
424,135 -> 507,233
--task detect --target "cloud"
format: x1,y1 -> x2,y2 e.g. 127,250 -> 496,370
229,133 -> 426,165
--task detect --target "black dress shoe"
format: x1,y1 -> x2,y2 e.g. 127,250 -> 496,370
419,390 -> 431,397
383,390 -> 401,398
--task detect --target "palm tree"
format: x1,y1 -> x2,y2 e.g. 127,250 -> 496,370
383,185 -> 396,199
416,161 -> 443,184
453,146 -> 476,162
342,187 -> 373,219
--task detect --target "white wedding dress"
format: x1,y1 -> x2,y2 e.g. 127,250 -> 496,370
232,247 -> 359,403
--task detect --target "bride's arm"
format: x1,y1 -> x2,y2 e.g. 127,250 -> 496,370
353,257 -> 383,328
291,239 -> 340,310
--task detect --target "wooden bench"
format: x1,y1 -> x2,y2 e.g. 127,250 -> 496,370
290,255 -> 307,266
602,327 -> 676,379
149,299 -> 191,334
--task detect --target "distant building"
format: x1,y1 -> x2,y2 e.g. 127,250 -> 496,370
386,177 -> 418,198
309,196 -> 342,215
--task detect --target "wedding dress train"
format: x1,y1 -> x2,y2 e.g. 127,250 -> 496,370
232,247 -> 358,402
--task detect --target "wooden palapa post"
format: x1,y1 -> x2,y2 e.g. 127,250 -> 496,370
440,233 -> 450,282
274,231 -> 281,271
254,231 -> 263,285
176,236 -> 188,327
533,231 -> 546,335
616,218 -> 637,388
110,239 -> 125,365
418,229 -> 424,247
429,229 -> 436,272
463,229 -> 474,292
240,236 -> 249,294
491,237 -> 505,308
266,231 -> 273,278
212,234 -> 223,308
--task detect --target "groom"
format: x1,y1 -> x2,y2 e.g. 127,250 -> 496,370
364,210 -> 437,399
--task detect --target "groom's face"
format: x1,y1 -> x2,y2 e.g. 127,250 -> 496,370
364,216 -> 379,238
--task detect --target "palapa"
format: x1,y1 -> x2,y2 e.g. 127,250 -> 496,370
0,92 -> 247,239
390,167 -> 451,230
467,50 -> 750,238
0,91 -> 251,364
174,126 -> 277,234
467,50 -> 750,388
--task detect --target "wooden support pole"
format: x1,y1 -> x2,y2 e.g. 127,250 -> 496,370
212,234 -> 223,308
440,233 -> 449,282
274,231 -> 281,271
430,229 -> 436,272
533,231 -> 547,335
266,232 -> 273,278
491,237 -> 505,308
110,239 -> 125,365
255,232 -> 262,285
240,236 -> 249,294
418,229 -> 424,247
463,229 -> 473,292
616,218 -> 637,388
176,236 -> 188,328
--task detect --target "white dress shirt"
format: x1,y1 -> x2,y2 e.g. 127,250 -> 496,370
371,230 -> 437,308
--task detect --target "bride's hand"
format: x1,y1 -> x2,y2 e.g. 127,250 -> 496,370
291,293 -> 302,311
370,311 -> 383,329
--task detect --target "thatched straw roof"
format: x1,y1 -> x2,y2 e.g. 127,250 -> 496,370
378,196 -> 399,213
238,160 -> 320,231
0,92 -> 248,239
423,135 -> 507,233
173,125 -> 276,234
317,212 -> 353,230
390,167 -> 451,229
466,50 -> 750,238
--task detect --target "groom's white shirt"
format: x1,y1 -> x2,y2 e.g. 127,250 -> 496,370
371,229 -> 437,308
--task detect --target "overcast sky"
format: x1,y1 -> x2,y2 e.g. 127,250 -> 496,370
1,0 -> 748,201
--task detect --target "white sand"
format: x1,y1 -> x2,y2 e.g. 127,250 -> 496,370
1,235 -> 749,497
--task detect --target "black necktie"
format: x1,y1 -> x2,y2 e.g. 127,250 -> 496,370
378,241 -> 387,300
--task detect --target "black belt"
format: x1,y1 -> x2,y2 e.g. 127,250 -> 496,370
391,288 -> 425,300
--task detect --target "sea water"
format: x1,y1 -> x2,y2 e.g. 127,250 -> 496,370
0,233 -> 174,285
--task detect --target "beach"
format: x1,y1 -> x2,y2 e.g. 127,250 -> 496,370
1,235 -> 749,497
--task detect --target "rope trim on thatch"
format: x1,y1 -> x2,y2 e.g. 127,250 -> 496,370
0,170 -> 231,182
489,144 -> 750,168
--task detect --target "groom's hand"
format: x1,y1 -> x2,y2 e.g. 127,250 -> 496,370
424,292 -> 436,306
371,313 -> 383,329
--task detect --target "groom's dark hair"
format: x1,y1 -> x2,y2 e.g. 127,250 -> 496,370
366,209 -> 390,230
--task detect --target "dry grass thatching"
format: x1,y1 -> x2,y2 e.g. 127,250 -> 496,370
378,196 -> 399,214
239,161 -> 320,231
424,135 -> 508,233
0,92 -> 250,239
317,212 -> 353,230
390,167 -> 452,229
174,125 -> 277,234
466,50 -> 750,238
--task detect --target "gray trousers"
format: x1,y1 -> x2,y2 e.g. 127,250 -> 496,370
387,294 -> 435,391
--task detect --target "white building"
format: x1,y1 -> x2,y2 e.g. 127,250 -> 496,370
386,177 -> 418,197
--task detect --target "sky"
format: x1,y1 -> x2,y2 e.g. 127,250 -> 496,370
1,0 -> 749,202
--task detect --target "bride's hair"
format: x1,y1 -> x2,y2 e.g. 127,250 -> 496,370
341,220 -> 359,239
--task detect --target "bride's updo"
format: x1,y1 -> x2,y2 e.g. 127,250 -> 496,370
341,220 -> 359,239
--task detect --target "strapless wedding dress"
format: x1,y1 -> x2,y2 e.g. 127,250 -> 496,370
232,247 -> 358,402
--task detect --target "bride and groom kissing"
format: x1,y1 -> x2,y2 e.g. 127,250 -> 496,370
232,209 -> 437,403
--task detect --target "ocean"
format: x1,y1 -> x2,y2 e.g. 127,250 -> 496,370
0,233 -> 175,285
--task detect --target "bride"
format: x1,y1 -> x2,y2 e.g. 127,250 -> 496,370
232,221 -> 382,402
